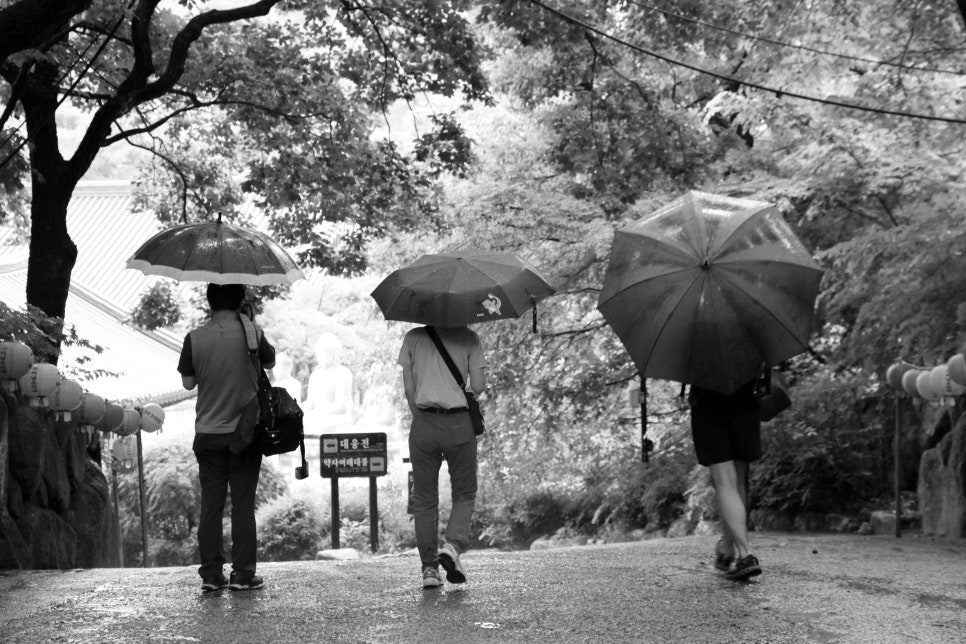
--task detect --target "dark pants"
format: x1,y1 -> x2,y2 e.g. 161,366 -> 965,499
193,432 -> 262,580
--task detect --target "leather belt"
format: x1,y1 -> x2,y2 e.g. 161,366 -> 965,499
418,406 -> 469,415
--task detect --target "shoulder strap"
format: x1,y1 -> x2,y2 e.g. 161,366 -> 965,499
425,326 -> 466,389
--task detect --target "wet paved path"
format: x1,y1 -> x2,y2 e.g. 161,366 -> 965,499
2,533 -> 965,643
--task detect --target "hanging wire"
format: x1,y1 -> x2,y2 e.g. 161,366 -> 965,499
525,0 -> 966,125
622,0 -> 966,76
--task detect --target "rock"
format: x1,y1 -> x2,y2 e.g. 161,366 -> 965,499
825,514 -> 858,533
858,522 -> 872,535
794,511 -> 827,533
529,537 -> 553,551
0,513 -> 30,569
918,446 -> 945,536
693,520 -> 720,536
16,505 -> 76,568
316,547 -> 361,561
665,517 -> 692,538
870,511 -> 896,535
940,417 -> 966,537
749,509 -> 794,532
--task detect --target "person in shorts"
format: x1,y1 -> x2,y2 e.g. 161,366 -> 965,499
688,376 -> 763,581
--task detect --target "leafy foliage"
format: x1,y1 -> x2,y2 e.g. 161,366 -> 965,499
115,439 -> 289,567
257,495 -> 327,562
130,283 -> 182,331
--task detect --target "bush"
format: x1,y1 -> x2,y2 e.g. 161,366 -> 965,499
751,373 -> 889,516
257,495 -> 327,562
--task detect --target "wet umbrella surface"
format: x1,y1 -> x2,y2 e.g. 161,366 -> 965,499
597,191 -> 823,394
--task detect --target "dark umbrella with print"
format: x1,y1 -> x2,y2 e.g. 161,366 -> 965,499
370,251 -> 555,330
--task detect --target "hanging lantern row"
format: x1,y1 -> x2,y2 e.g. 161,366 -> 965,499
0,341 -> 165,434
886,354 -> 966,401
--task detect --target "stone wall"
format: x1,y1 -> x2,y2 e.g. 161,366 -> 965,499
918,410 -> 966,537
0,390 -> 122,569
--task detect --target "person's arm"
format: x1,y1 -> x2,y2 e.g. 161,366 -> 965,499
402,367 -> 418,415
467,332 -> 486,395
256,327 -> 276,370
177,333 -> 197,390
468,366 -> 485,396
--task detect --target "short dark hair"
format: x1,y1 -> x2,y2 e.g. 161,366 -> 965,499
206,283 -> 246,311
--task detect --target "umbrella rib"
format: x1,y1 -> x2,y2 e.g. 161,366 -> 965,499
641,270 -> 704,374
716,267 -> 812,354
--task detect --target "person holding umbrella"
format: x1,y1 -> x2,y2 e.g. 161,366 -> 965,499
597,191 -> 823,582
178,284 -> 277,592
688,376 -> 763,581
374,251 -> 554,589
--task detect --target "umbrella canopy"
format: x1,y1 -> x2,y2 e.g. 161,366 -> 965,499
370,251 -> 555,328
596,191 -> 823,395
126,216 -> 305,286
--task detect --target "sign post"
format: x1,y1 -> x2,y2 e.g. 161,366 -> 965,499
320,432 -> 388,552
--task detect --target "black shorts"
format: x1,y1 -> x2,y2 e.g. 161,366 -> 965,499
689,399 -> 762,466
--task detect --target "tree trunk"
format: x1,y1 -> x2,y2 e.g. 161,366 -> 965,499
21,60 -> 79,363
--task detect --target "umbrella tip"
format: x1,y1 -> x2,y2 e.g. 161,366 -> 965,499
216,211 -> 222,224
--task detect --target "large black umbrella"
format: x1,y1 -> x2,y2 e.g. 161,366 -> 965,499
371,251 -> 555,329
597,191 -> 823,394
126,214 -> 305,286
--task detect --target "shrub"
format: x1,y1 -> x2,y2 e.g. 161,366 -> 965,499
257,495 -> 327,562
751,373 -> 889,516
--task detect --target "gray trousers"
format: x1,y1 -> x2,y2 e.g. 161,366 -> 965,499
409,409 -> 478,566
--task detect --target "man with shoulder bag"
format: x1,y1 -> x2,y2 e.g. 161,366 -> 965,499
398,324 -> 486,590
178,284 -> 276,593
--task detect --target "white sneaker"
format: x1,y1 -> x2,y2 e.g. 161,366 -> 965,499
438,542 -> 466,584
422,566 -> 441,589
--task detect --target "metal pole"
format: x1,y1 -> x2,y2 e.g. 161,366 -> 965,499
894,393 -> 901,538
640,375 -> 648,463
136,431 -> 149,566
331,477 -> 340,549
110,456 -> 124,567
369,477 -> 379,553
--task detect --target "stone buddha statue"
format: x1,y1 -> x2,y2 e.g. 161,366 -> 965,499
303,333 -> 355,434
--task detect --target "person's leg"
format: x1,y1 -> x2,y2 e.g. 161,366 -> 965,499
709,460 -> 751,559
442,434 -> 478,554
229,440 -> 263,576
193,433 -> 229,581
409,415 -> 444,568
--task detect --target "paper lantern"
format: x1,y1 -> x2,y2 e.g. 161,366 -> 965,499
0,342 -> 33,391
50,379 -> 83,421
111,435 -> 138,474
76,393 -> 106,427
930,364 -> 965,397
96,402 -> 125,434
948,354 -> 966,387
18,363 -> 60,407
119,408 -> 142,436
901,369 -> 921,396
916,371 -> 941,401
138,403 -> 165,432
885,363 -> 913,390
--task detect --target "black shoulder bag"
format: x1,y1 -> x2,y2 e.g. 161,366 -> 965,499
425,326 -> 485,436
240,316 -> 309,478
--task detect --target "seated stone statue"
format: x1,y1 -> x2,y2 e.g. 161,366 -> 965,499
270,352 -> 303,403
303,332 -> 355,435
